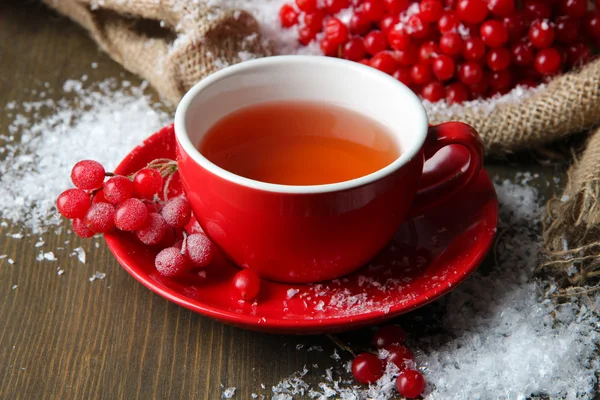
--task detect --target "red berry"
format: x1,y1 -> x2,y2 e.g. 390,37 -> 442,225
458,62 -> 484,85
350,12 -> 372,35
503,14 -> 529,41
395,43 -> 419,66
439,32 -> 464,56
72,217 -> 95,238
351,353 -> 384,384
85,202 -> 115,233
374,324 -> 406,348
469,79 -> 490,97
298,26 -> 317,45
302,11 -> 325,32
555,16 -> 579,44
279,4 -> 299,28
370,51 -> 398,74
56,188 -> 90,219
155,247 -> 190,278
560,0 -> 588,18
511,42 -> 534,66
343,37 -> 367,60
406,15 -> 431,39
524,0 -> 552,20
70,160 -> 105,190
518,78 -> 538,87
421,81 -> 446,101
566,42 -> 592,67
362,0 -> 385,21
296,0 -> 317,12
419,0 -> 444,23
325,18 -> 349,45
358,58 -> 371,66
133,168 -> 163,199
488,0 -> 515,17
410,63 -> 434,84
364,30 -> 388,55
419,41 -> 440,64
388,26 -> 411,51
386,344 -> 415,369
462,37 -> 486,60
325,0 -> 350,14
456,0 -> 488,24
379,16 -> 398,35
396,370 -> 426,398
393,67 -> 414,86
489,69 -> 514,90
114,198 -> 148,231
184,233 -> 214,267
487,47 -> 511,71
233,269 -> 261,300
438,12 -> 459,33
103,176 -> 133,205
534,48 -> 562,75
432,55 -> 455,80
136,212 -> 168,245
445,82 -> 470,103
320,38 -> 339,56
161,197 -> 192,228
384,0 -> 409,15
585,11 -> 600,39
529,21 -> 556,49
480,20 -> 508,47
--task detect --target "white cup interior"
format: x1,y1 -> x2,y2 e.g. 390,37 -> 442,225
174,55 -> 429,194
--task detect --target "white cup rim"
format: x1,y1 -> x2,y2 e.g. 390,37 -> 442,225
174,55 -> 429,194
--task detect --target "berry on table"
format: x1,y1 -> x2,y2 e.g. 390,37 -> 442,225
114,198 -> 148,231
560,0 -> 588,18
135,212 -> 168,245
232,269 -> 261,300
566,42 -> 592,67
325,0 -> 350,14
298,26 -> 317,45
405,14 -> 431,39
584,11 -> 600,40
85,202 -> 116,233
103,176 -> 134,205
419,41 -> 440,64
388,26 -> 411,51
56,188 -> 90,219
386,344 -> 415,369
393,67 -> 414,86
373,324 -> 406,348
133,168 -> 163,199
487,0 -> 515,17
410,63 -> 434,85
511,42 -> 534,66
320,38 -> 340,56
351,352 -> 384,384
362,0 -> 385,22
524,0 -> 552,20
438,12 -> 459,33
161,197 -> 192,228
184,233 -> 214,267
396,369 -> 426,398
302,10 -> 325,32
350,12 -> 372,35
71,160 -> 105,190
384,0 -> 409,15
379,16 -> 398,35
155,247 -> 190,278
555,16 -> 579,44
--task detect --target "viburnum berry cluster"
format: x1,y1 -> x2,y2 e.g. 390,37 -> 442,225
351,324 -> 426,398
56,159 -> 261,300
280,0 -> 600,103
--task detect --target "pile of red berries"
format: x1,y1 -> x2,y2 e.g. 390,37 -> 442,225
351,325 -> 425,398
280,0 -> 599,103
56,159 -> 261,300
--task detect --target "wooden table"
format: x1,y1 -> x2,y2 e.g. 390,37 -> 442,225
0,3 -> 562,399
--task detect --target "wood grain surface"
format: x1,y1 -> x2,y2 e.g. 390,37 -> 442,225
0,2 -> 562,399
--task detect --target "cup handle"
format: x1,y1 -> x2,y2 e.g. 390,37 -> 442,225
409,122 -> 484,216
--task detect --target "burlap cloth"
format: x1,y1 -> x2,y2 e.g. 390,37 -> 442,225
44,0 -> 600,287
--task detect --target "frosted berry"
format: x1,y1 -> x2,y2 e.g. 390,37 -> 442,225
302,11 -> 325,32
103,176 -> 134,205
279,4 -> 299,28
440,32 -> 463,56
296,0 -> 317,12
396,370 -> 426,398
488,0 -> 515,17
184,233 -> 214,267
432,55 -> 455,80
343,37 -> 367,61
232,269 -> 261,300
161,197 -> 192,228
369,51 -> 398,74
419,0 -> 444,23
456,0 -> 488,24
155,247 -> 190,278
362,0 -> 385,21
72,218 -> 95,238
487,47 -> 511,71
57,188 -> 90,219
133,168 -> 163,199
114,198 -> 148,231
529,21 -> 556,49
480,20 -> 508,47
535,48 -> 562,75
406,15 -> 431,39
85,202 -> 116,233
298,26 -> 316,45
351,353 -> 384,384
363,30 -> 388,55
71,160 -> 105,190
445,82 -> 470,104
374,324 -> 406,348
421,82 -> 446,101
135,212 -> 168,245
325,18 -> 349,45
386,344 -> 415,369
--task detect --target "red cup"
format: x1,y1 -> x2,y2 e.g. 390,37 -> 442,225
175,56 -> 483,283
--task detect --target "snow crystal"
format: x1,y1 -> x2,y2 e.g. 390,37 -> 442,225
71,247 -> 86,264
222,387 -> 236,399
89,271 -> 106,282
12,285 -> 17,290
7,258 -> 14,265
286,288 -> 300,299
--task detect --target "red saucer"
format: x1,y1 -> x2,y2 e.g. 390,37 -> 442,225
105,126 -> 498,334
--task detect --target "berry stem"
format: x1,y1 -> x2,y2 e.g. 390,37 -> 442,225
105,172 -> 115,177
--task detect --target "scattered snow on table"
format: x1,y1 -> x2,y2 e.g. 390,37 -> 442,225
89,271 -> 106,282
222,387 -> 236,399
